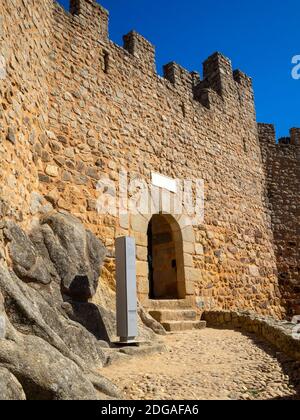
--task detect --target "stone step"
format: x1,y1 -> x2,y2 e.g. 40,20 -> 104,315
144,299 -> 191,310
162,321 -> 207,333
149,309 -> 197,322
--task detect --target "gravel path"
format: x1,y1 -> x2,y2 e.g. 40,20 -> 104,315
104,328 -> 300,400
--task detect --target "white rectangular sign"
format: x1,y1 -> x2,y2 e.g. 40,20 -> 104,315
151,172 -> 177,194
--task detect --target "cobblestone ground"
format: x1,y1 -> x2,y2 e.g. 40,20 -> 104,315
104,328 -> 300,400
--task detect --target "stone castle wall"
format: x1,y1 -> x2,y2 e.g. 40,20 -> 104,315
0,0 -> 53,223
0,0 -> 298,318
259,125 -> 300,316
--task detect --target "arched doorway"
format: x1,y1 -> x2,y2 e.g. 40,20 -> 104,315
147,214 -> 186,300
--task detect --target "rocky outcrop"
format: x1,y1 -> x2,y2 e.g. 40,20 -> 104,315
5,211 -> 106,300
138,304 -> 167,336
0,313 -> 115,400
0,211 -> 159,400
0,263 -> 107,369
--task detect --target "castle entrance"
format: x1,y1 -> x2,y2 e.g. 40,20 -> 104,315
147,214 -> 185,300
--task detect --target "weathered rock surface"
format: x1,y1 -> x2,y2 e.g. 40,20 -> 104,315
0,212 -> 122,400
138,304 -> 167,336
0,368 -> 26,401
0,320 -> 112,400
0,263 -> 107,368
4,221 -> 57,285
65,300 -> 164,344
5,211 -> 107,300
0,292 -> 6,340
0,211 -> 161,400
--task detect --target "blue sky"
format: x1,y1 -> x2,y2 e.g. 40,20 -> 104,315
58,0 -> 299,138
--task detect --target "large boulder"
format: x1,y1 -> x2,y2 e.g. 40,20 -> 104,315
3,221 -> 57,285
0,212 -> 120,400
0,210 -> 161,400
35,212 -> 106,300
0,263 -> 107,367
5,211 -> 107,301
0,314 -> 119,401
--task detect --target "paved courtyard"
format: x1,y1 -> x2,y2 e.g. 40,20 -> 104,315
104,328 -> 300,400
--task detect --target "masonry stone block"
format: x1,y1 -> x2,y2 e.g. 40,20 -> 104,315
183,253 -> 194,268
186,268 -> 200,283
131,214 -> 148,233
136,261 -> 148,278
185,281 -> 195,296
195,244 -> 204,255
137,277 -> 150,295
183,242 -> 195,255
132,232 -> 148,247
136,246 -> 148,262
181,226 -> 195,243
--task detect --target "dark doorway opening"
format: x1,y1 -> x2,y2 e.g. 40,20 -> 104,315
147,214 -> 185,300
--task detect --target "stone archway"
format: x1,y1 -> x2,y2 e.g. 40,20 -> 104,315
147,214 -> 186,300
130,210 -> 197,304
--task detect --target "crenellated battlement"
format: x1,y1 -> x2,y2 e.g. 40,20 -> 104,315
290,128 -> 300,145
202,52 -> 235,95
163,62 -> 194,96
123,31 -> 156,73
69,0 -> 109,40
233,69 -> 253,90
192,52 -> 254,107
55,1 -> 255,112
258,123 -> 300,148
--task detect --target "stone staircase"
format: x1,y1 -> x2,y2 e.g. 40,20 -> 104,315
146,300 -> 206,333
